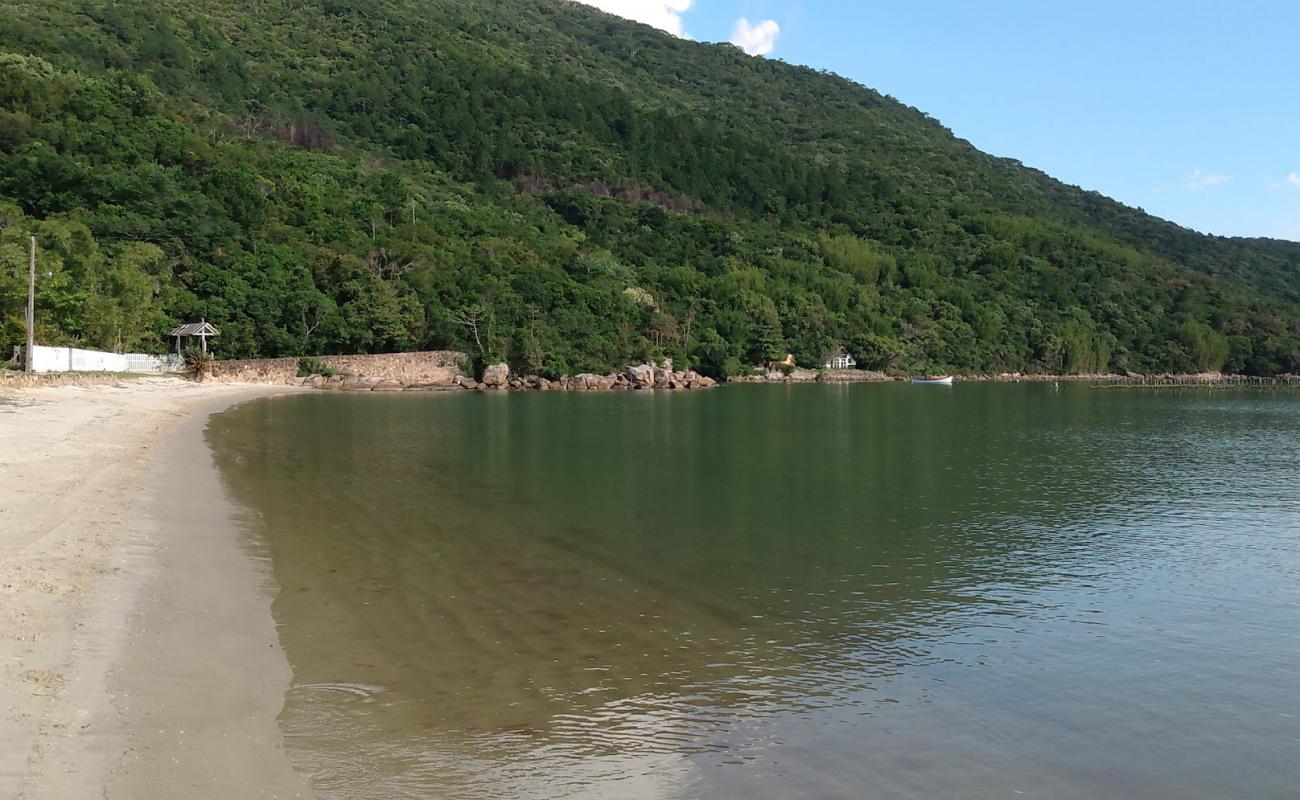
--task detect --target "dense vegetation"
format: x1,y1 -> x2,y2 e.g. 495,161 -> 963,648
2,0 -> 1298,375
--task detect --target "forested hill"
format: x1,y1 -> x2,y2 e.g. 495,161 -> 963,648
1,0 -> 1298,376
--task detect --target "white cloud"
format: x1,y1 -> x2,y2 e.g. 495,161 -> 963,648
1266,173 -> 1300,190
1186,168 -> 1231,190
574,0 -> 694,37
730,17 -> 781,56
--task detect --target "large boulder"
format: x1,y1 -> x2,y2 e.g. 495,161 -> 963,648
626,364 -> 656,388
481,362 -> 510,388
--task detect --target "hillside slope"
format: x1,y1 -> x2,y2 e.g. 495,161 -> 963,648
1,0 -> 1297,375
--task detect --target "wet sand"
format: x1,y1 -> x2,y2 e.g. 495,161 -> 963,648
0,378 -> 313,799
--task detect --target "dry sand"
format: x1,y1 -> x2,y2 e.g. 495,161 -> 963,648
0,377 -> 314,799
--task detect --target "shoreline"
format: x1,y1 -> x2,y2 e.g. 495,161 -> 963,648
734,370 -> 1300,385
2,370 -> 1294,794
0,378 -> 312,799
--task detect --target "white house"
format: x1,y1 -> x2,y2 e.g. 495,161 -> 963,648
824,347 -> 856,370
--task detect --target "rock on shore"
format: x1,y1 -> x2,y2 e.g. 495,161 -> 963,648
293,360 -> 718,393
730,368 -> 892,383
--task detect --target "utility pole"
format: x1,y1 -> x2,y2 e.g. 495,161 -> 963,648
25,235 -> 35,372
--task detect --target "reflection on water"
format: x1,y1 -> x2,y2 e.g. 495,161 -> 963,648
209,384 -> 1300,799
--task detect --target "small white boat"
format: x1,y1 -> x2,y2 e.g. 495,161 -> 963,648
911,375 -> 954,385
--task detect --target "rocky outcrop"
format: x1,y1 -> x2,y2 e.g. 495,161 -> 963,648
821,369 -> 891,383
729,368 -> 891,384
730,368 -> 819,383
493,362 -> 718,393
281,356 -> 719,393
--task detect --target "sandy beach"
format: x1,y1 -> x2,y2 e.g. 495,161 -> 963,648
0,377 -> 313,799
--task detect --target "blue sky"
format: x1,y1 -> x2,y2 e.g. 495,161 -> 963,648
576,1 -> 1300,241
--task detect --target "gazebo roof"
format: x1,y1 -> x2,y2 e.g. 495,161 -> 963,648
170,322 -> 219,337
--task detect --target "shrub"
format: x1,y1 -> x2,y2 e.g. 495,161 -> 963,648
720,356 -> 747,379
184,348 -> 214,382
297,357 -> 337,377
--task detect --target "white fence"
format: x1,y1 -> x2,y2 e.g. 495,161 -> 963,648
125,353 -> 184,373
31,345 -> 183,374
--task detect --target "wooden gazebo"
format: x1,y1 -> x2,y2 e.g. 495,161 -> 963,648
170,320 -> 219,354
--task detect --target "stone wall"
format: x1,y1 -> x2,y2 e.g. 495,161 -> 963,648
212,351 -> 468,385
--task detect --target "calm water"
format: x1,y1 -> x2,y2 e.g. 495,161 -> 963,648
209,384 -> 1300,799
